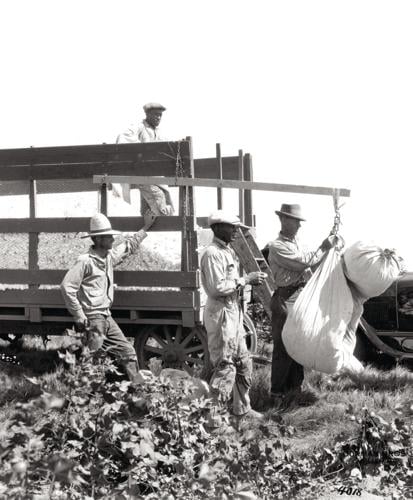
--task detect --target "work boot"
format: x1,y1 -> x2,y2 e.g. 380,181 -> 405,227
270,392 -> 287,410
232,408 -> 264,431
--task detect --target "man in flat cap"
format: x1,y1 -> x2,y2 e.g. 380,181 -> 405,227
267,204 -> 337,402
201,210 -> 267,430
114,103 -> 174,216
60,212 -> 156,384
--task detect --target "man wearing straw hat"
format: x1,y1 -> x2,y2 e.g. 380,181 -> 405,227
60,212 -> 156,383
201,210 -> 267,429
267,204 -> 336,401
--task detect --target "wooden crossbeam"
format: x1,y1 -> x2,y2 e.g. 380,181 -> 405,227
0,269 -> 200,288
0,289 -> 196,308
93,175 -> 351,197
0,141 -> 191,167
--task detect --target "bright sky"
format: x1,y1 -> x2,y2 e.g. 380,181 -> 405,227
1,1 -> 412,265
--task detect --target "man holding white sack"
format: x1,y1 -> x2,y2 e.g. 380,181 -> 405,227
201,210 -> 267,428
268,203 -> 336,398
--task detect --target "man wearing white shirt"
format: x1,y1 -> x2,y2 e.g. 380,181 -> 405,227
114,103 -> 174,215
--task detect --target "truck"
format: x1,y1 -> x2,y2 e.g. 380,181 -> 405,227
0,138 -> 257,373
0,138 -> 411,371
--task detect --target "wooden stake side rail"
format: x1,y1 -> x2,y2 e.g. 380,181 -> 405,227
0,216 -> 211,233
0,142 -> 192,167
94,175 -> 351,198
0,289 -> 197,309
0,269 -> 200,288
0,157 -> 245,194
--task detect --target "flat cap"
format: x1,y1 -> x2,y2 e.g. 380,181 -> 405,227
143,102 -> 166,112
207,210 -> 249,229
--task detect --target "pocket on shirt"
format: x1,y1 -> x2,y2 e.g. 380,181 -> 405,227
87,287 -> 104,297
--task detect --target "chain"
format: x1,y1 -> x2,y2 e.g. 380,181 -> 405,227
174,140 -> 188,238
294,188 -> 343,284
331,188 -> 342,236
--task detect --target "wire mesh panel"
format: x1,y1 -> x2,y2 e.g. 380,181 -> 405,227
35,180 -> 100,218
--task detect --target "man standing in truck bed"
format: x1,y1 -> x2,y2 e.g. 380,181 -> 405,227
114,102 -> 174,216
60,212 -> 156,383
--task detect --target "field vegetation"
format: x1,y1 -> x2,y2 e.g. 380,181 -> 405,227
0,331 -> 412,500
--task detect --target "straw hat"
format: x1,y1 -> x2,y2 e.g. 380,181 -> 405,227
207,210 -> 249,229
81,214 -> 121,238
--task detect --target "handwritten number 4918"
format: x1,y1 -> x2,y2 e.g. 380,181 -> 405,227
338,486 -> 362,496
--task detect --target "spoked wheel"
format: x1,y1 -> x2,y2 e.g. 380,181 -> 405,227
135,325 -> 209,375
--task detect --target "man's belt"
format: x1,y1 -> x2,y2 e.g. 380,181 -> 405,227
275,282 -> 305,300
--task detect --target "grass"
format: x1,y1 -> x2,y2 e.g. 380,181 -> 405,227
250,361 -> 413,459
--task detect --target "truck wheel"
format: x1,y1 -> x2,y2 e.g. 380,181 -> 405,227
354,328 -> 398,369
134,325 -> 209,375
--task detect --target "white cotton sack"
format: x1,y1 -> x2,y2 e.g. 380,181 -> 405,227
343,241 -> 403,299
282,248 -> 364,374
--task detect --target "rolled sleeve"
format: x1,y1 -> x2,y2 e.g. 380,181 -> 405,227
111,230 -> 147,265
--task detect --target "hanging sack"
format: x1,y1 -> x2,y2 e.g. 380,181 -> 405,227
282,248 -> 363,374
343,242 -> 403,299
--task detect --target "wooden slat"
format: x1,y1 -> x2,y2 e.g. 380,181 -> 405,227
0,289 -> 196,308
96,175 -> 351,197
0,141 -> 191,167
0,161 -> 180,182
194,156 -> 239,179
100,182 -> 108,215
28,179 -> 39,291
0,269 -> 200,287
216,144 -> 223,209
243,154 -> 254,227
0,216 -> 198,233
238,150 -> 245,223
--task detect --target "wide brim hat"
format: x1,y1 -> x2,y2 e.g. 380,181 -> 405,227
208,210 -> 249,229
275,203 -> 306,221
143,102 -> 166,112
81,213 -> 122,238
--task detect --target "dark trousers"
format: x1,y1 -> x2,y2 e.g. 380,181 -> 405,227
86,315 -> 138,364
270,287 -> 304,394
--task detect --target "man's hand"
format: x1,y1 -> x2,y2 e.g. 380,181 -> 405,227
245,271 -> 268,286
320,235 -> 336,251
321,235 -> 345,251
302,268 -> 313,281
74,318 -> 89,333
143,213 -> 157,231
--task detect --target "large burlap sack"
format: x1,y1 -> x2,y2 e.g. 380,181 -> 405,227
282,248 -> 364,374
343,242 -> 402,299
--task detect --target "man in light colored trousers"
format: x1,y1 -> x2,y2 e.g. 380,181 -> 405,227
201,210 -> 267,429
